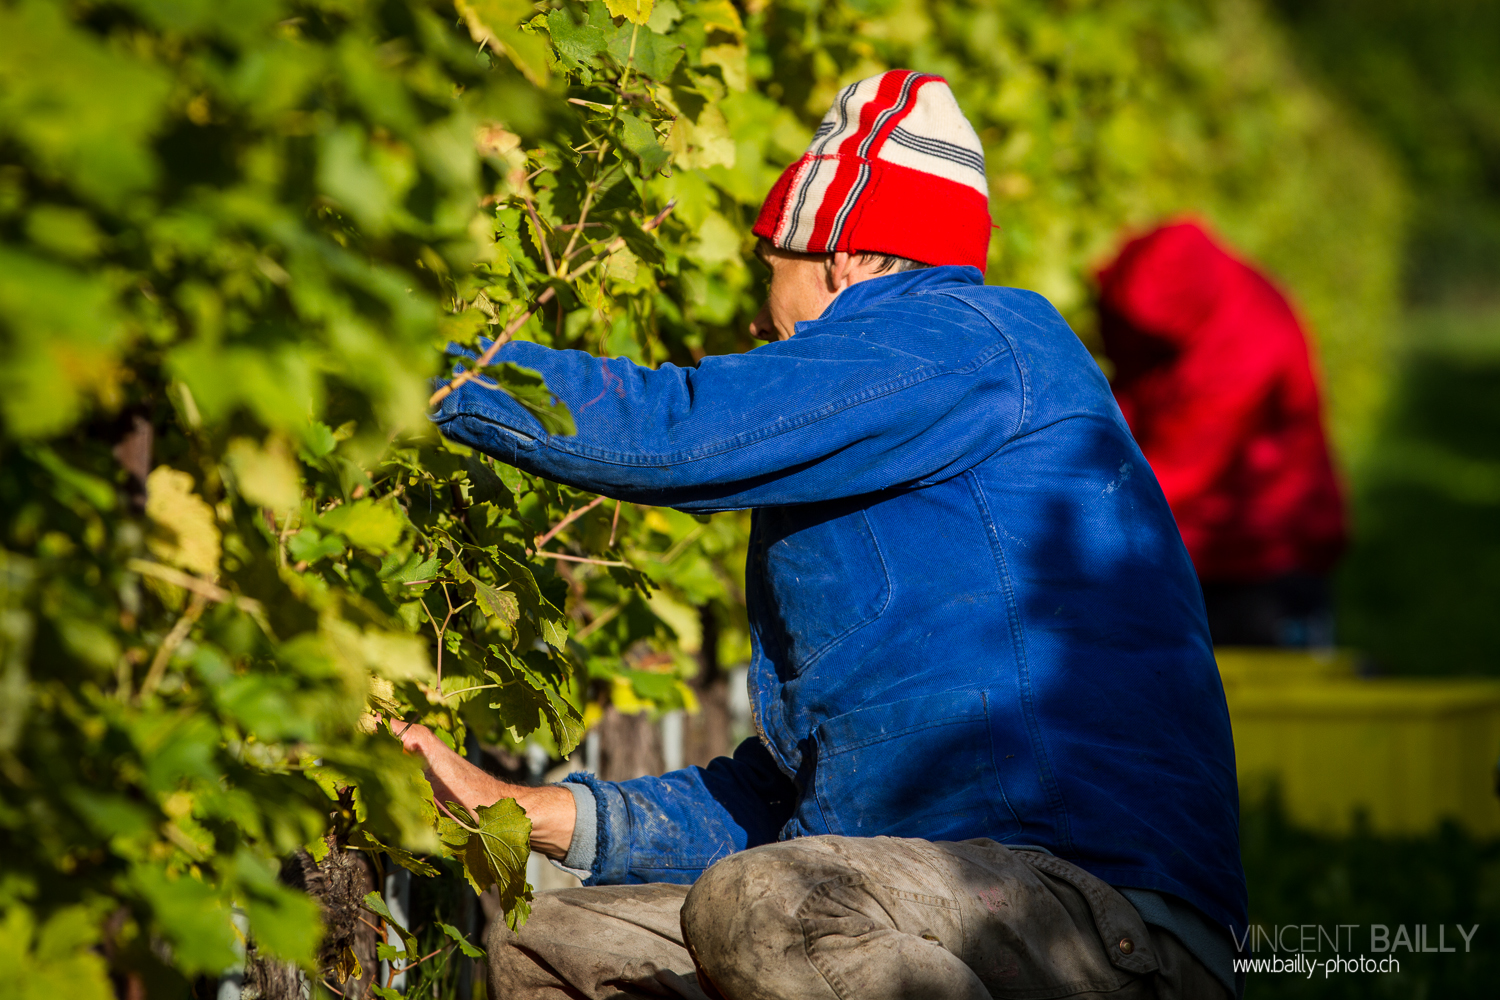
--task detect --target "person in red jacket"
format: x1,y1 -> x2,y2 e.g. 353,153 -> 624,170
1097,220 -> 1346,647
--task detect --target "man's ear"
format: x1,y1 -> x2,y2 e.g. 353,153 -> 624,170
827,251 -> 855,292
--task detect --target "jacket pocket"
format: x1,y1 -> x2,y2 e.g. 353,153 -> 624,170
811,689 -> 1022,841
753,500 -> 891,676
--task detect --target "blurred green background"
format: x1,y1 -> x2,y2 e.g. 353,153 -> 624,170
1270,0 -> 1500,677
1244,1 -> 1500,996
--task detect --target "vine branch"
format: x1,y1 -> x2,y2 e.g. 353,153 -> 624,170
428,201 -> 676,408
535,495 -> 607,550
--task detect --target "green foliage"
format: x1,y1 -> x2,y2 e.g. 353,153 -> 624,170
0,0 -> 1404,992
1268,1 -> 1500,676
1240,797 -> 1500,998
0,0 -> 749,992
1270,0 -> 1500,302
1337,312 -> 1500,676
362,878 -> 481,998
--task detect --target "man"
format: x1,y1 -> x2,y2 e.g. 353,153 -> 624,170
415,71 -> 1245,999
1096,222 -> 1346,647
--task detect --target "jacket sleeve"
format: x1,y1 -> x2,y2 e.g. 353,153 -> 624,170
568,737 -> 798,885
429,324 -> 1021,512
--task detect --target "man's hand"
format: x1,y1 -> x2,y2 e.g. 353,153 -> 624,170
388,720 -> 578,860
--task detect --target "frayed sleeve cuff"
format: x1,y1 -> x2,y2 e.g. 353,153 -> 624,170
564,771 -> 631,884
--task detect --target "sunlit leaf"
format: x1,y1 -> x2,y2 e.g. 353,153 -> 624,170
437,798 -> 531,922
605,0 -> 655,27
321,499 -> 405,554
473,579 -> 520,626
145,467 -> 220,577
438,920 -> 485,958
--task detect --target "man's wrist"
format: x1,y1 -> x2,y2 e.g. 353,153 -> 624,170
513,783 -> 577,859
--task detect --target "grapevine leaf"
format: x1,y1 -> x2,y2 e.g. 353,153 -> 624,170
496,25 -> 553,86
464,453 -> 512,506
234,850 -> 323,968
438,921 -> 486,959
145,467 -> 221,576
619,113 -> 671,174
24,445 -> 115,511
437,798 -> 532,915
2,906 -> 112,1000
473,579 -> 520,626
457,0 -> 550,85
287,528 -> 345,564
129,865 -> 239,974
608,21 -> 682,80
543,686 -> 585,756
225,436 -> 301,510
539,614 -> 571,651
547,8 -> 608,67
362,891 -> 417,955
692,0 -> 746,38
322,499 -> 405,554
350,829 -> 441,878
605,0 -> 654,26
494,461 -> 525,495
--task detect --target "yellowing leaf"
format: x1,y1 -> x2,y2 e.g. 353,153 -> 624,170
691,212 -> 742,265
225,436 -> 300,510
605,246 -> 640,282
605,0 -> 655,26
666,105 -> 735,169
691,0 -> 745,39
700,43 -> 748,91
145,467 -> 220,577
326,621 -> 433,683
361,631 -> 433,683
456,0 -> 550,85
610,675 -> 650,715
0,249 -> 126,439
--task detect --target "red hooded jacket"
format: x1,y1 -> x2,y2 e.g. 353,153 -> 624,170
1097,221 -> 1346,583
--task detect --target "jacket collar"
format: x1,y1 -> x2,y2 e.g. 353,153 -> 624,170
801,265 -> 985,331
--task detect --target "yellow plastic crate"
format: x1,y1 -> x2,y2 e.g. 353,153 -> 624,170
1215,646 -> 1357,686
1217,653 -> 1500,836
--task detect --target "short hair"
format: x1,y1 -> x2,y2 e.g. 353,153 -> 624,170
855,251 -> 931,275
754,237 -> 931,275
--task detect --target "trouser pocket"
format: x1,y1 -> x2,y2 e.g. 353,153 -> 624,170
1014,850 -> 1160,979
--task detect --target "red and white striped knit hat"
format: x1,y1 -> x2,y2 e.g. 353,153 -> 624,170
752,70 -> 991,271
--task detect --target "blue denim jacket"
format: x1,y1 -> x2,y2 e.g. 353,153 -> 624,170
433,266 -> 1246,933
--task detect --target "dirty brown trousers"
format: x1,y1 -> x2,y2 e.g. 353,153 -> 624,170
488,836 -> 1230,1000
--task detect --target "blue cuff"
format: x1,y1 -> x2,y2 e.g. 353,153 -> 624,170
564,771 -> 631,884
559,781 -> 597,873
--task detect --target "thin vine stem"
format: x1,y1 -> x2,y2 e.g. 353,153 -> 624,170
427,201 -> 676,407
